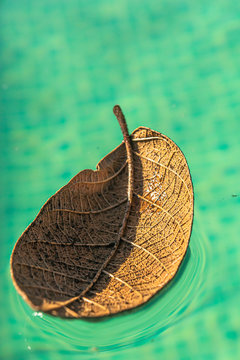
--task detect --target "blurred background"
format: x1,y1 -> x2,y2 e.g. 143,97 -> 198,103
0,0 -> 240,359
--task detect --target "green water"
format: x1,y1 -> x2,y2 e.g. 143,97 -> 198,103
1,0 -> 240,359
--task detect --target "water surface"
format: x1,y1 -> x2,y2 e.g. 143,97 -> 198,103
1,0 -> 240,359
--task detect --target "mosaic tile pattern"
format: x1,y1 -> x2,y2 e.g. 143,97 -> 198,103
1,0 -> 240,359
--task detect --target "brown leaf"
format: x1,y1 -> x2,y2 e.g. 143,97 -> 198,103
11,105 -> 193,318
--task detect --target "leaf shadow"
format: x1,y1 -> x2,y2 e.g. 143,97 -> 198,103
61,146 -> 145,318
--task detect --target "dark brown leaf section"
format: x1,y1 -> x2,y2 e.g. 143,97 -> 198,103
11,126 -> 193,318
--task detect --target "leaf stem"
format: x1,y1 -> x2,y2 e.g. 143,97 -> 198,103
113,105 -> 134,205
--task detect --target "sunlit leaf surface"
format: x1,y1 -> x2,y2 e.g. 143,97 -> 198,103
11,106 -> 193,318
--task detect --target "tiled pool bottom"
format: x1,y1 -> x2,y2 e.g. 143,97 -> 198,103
1,0 -> 240,359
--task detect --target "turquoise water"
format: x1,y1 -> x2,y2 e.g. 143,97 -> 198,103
1,0 -> 240,359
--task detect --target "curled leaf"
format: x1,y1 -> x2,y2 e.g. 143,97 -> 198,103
11,106 -> 193,318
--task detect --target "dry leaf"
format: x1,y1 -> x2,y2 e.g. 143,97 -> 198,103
11,105 -> 193,318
